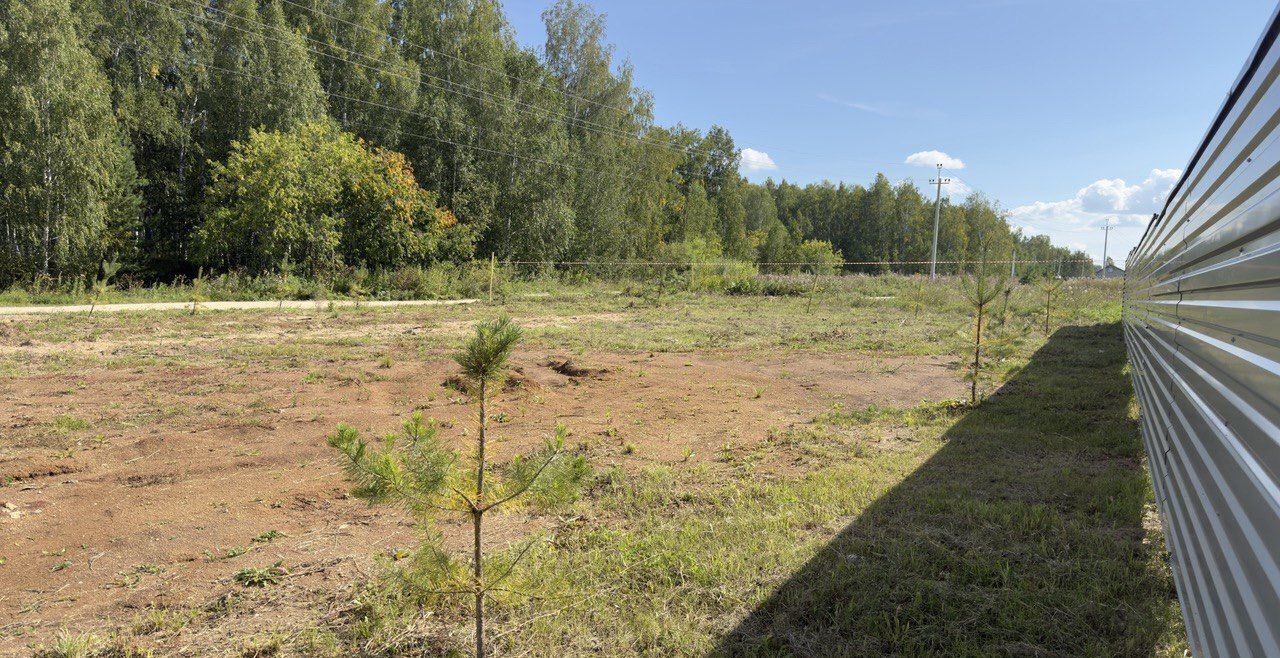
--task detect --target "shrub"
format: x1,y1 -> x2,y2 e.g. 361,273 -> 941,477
198,122 -> 472,278
795,240 -> 844,275
689,259 -> 757,293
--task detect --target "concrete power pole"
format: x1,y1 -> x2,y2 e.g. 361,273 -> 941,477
1099,220 -> 1114,278
929,164 -> 952,279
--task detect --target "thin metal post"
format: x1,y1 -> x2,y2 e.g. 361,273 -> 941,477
1099,220 -> 1113,278
929,164 -> 951,279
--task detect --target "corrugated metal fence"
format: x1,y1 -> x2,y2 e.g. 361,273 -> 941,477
1124,6 -> 1280,657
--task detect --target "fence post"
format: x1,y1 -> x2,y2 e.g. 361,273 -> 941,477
488,254 -> 496,303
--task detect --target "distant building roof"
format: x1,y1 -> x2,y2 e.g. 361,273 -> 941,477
1095,263 -> 1126,278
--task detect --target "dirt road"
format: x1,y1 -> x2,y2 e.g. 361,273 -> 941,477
0,298 -> 478,316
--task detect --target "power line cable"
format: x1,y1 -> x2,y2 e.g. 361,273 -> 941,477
135,0 -> 701,158
266,0 -> 740,160
97,33 -> 656,184
275,0 -> 637,118
134,0 -> 966,185
273,0 -> 997,178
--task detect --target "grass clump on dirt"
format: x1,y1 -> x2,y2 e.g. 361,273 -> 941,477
233,562 -> 286,588
3,277 -> 1177,656
320,317 -> 1184,656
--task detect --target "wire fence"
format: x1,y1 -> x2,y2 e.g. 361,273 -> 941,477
485,258 -> 1099,282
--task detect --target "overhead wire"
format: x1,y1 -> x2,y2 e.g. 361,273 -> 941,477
108,0 -> 1092,264
274,0 -> 636,118
124,0 -> 986,192
135,0 -> 697,158
96,32 -> 657,184
265,0 -> 741,161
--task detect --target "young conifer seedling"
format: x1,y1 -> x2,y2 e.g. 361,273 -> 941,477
960,247 -> 1008,405
1037,275 -> 1066,334
190,267 -> 206,315
329,317 -> 587,657
87,260 -> 120,316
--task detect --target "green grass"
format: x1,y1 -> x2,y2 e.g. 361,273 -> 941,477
313,296 -> 1183,656
0,277 -> 1112,388
233,562 -> 286,588
7,276 -> 1179,655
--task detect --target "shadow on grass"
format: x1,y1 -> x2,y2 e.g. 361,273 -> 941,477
715,322 -> 1183,657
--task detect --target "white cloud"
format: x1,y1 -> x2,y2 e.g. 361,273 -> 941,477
740,147 -> 778,172
905,150 -> 965,169
1008,168 -> 1182,266
1076,168 -> 1180,214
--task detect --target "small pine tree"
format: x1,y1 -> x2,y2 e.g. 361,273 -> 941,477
1037,275 -> 1065,334
87,260 -> 120,316
997,282 -> 1014,326
190,267 -> 206,315
329,317 -> 587,657
910,277 -> 927,319
960,247 -> 1007,405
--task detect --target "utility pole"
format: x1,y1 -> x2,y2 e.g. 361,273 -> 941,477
1010,248 -> 1017,280
929,163 -> 951,279
1099,220 -> 1114,278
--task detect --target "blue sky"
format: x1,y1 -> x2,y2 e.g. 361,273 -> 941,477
503,0 -> 1278,266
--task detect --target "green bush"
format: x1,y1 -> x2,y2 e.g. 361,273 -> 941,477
688,259 -> 757,292
795,240 -> 844,275
198,122 -> 473,277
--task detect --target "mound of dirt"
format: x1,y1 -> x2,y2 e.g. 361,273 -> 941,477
504,367 -> 540,392
0,457 -> 82,483
442,368 -> 540,395
544,358 -> 608,379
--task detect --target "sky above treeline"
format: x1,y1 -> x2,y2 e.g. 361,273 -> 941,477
503,0 -> 1278,266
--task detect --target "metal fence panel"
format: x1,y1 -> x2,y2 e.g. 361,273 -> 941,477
1124,6 -> 1280,657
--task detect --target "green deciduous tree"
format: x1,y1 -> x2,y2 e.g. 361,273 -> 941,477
0,0 -> 138,287
199,121 -> 468,276
795,239 -> 843,275
204,0 -> 327,161
283,0 -> 419,149
77,0 -> 210,278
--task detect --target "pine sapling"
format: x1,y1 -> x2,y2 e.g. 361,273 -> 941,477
1037,275 -> 1065,334
488,254 -> 497,303
960,248 -> 1007,405
349,268 -> 369,309
998,283 -> 1013,326
190,267 -> 206,315
911,277 -> 926,319
87,260 -> 120,316
656,261 -> 668,305
454,316 -> 520,657
328,317 -> 587,658
806,264 -> 821,314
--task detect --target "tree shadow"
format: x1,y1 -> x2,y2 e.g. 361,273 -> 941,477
714,322 -> 1182,657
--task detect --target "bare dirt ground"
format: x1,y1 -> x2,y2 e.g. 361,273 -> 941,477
0,308 -> 963,654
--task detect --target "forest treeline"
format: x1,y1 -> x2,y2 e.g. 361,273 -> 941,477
0,0 -> 1092,289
